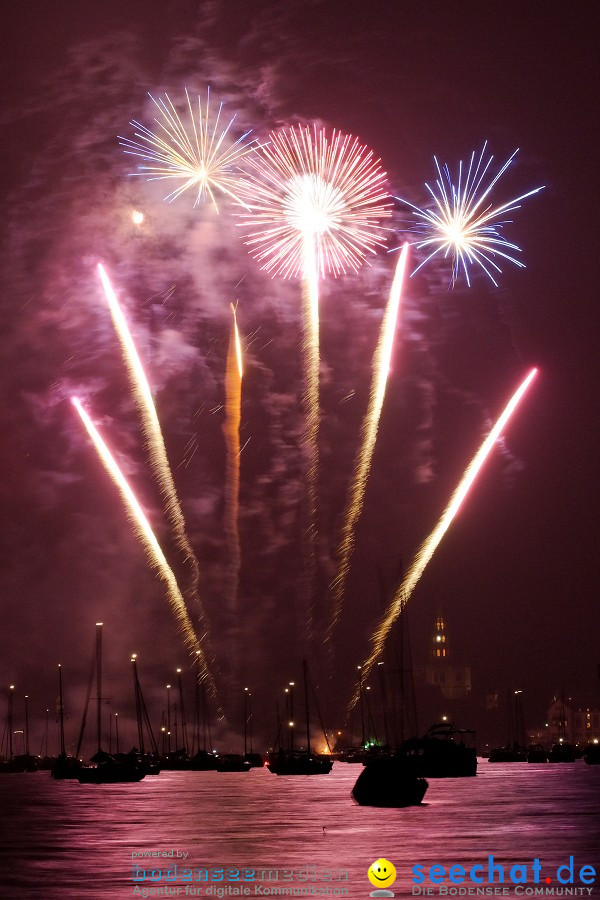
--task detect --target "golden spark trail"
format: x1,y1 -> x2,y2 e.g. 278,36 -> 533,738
329,245 -> 408,642
97,264 -> 208,631
71,397 -> 216,695
237,126 -> 391,641
348,367 -> 538,710
224,304 -> 243,616
301,233 -> 320,610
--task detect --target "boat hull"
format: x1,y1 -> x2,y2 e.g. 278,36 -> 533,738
352,758 -> 428,807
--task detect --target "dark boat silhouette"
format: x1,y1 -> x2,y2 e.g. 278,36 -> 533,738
0,686 -> 38,773
401,722 -> 477,777
76,624 -> 145,784
268,748 -> 333,776
488,744 -> 527,763
266,661 -> 333,776
526,743 -> 548,763
244,752 -> 264,768
0,754 -> 39,774
215,753 -> 251,772
78,749 -> 146,783
189,659 -> 218,770
130,656 -> 161,775
51,664 -> 81,780
548,741 -> 576,762
190,749 -> 218,770
583,742 -> 600,765
352,755 -> 428,807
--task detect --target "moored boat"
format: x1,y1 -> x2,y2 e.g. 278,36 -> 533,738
215,753 -> 251,772
402,722 -> 477,776
352,755 -> 428,807
267,749 -> 332,776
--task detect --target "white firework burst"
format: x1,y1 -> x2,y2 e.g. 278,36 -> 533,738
120,88 -> 255,212
396,142 -> 544,287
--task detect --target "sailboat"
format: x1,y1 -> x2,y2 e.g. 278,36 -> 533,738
190,655 -> 218,770
0,687 -> 38,773
267,661 -> 333,776
77,624 -> 145,784
51,664 -> 81,779
129,655 -> 160,775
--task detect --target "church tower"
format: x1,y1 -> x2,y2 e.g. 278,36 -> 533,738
425,610 -> 471,699
432,611 -> 447,659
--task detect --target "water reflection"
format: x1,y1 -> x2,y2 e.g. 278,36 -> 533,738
0,763 -> 598,897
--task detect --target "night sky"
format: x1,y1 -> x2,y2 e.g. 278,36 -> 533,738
1,0 -> 598,753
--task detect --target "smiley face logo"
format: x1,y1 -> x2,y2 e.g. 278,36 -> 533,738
367,858 -> 397,889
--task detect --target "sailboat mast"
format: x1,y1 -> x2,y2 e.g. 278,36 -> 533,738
8,685 -> 14,759
303,660 -> 311,755
132,656 -> 143,753
58,665 -> 65,756
95,623 -> 103,752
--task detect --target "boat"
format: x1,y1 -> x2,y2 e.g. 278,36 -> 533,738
548,741 -> 576,762
488,744 -> 527,763
215,753 -> 251,772
0,754 -> 39,774
76,624 -> 145,784
583,743 -> 600,765
130,656 -> 161,775
337,746 -> 368,764
266,660 -> 333,776
351,755 -> 428,807
189,660 -> 218,770
244,752 -> 264,768
190,750 -> 218,771
52,753 -> 82,780
268,748 -> 333,776
401,722 -> 477,776
0,686 -> 39,774
78,749 -> 146,783
51,664 -> 81,780
526,743 -> 548,763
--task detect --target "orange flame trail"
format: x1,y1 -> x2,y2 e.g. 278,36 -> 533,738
224,304 -> 243,618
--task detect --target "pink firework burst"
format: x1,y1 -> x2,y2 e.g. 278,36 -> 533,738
237,125 -> 392,277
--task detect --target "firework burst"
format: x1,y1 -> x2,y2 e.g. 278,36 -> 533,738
239,126 -> 392,637
348,367 -> 538,710
396,143 -> 544,287
120,88 -> 255,212
71,398 -> 216,695
238,125 -> 392,276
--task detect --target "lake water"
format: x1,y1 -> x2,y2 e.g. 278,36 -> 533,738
0,762 -> 599,898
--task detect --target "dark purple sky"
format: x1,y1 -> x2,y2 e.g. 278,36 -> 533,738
1,0 -> 598,752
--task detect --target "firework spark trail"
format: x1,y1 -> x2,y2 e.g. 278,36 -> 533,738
348,367 -> 538,711
396,143 -> 544,287
120,88 -> 255,212
328,244 -> 409,644
301,232 -> 320,609
71,398 -> 216,695
223,304 -> 243,617
237,126 -> 392,636
97,264 -> 210,644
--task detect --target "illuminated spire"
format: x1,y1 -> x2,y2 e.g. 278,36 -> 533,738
433,610 -> 447,659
